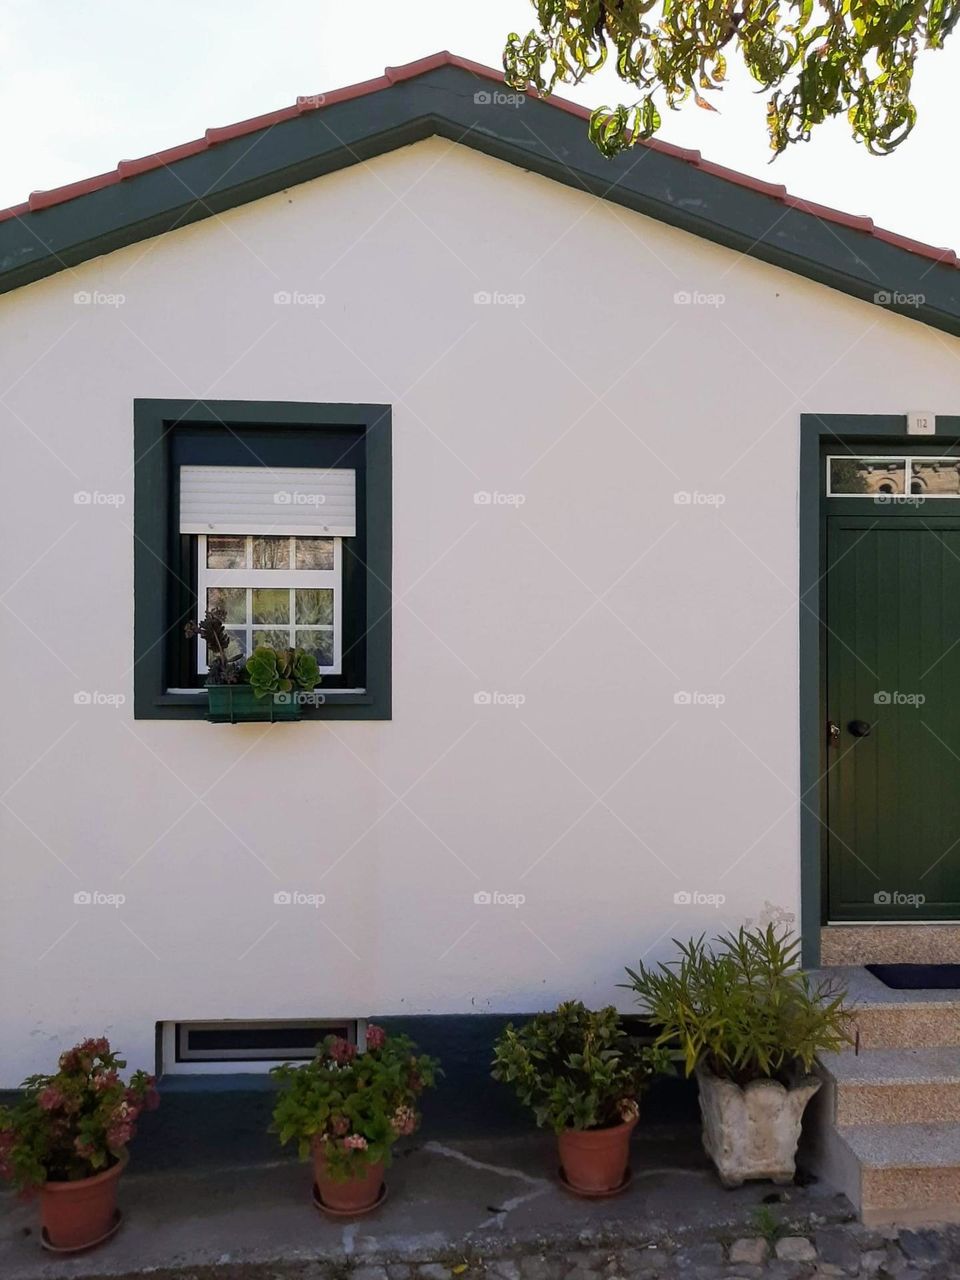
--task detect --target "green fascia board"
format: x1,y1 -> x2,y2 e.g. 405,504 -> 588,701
3,64 -> 960,336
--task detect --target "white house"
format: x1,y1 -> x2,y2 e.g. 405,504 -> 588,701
2,51 -> 960,1221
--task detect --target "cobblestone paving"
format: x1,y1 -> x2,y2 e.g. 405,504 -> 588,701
86,1222 -> 960,1280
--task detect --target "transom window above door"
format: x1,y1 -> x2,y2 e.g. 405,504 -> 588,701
827,455 -> 960,497
197,534 -> 341,674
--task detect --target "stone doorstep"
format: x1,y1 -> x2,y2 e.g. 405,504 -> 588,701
810,966 -> 960,1050
851,1002 -> 960,1049
839,1124 -> 960,1226
820,924 -> 960,967
818,1047 -> 960,1124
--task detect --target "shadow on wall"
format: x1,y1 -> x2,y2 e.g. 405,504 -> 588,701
100,1015 -> 700,1174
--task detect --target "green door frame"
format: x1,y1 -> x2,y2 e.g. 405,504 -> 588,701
799,413 -> 960,965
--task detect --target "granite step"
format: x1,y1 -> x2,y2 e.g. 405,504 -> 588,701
818,1046 -> 960,1124
821,924 -> 960,967
812,965 -> 960,1049
837,1122 -> 960,1226
805,967 -> 960,1223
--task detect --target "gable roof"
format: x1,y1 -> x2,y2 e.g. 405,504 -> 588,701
2,51 -> 958,334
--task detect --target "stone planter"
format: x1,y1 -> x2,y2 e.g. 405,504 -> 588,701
696,1064 -> 821,1187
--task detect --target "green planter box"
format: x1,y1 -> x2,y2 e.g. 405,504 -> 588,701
206,685 -> 301,724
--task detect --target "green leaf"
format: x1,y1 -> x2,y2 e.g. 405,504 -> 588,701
500,0 -> 949,156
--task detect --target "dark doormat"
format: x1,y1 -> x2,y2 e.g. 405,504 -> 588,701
866,963 -> 960,990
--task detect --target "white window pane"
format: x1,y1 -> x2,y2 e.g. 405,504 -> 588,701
252,536 -> 291,569
295,537 -> 335,570
251,588 -> 289,624
252,629 -> 290,651
207,586 -> 246,625
295,588 -> 334,625
911,459 -> 960,496
296,629 -> 334,666
207,536 -> 246,568
828,457 -> 906,495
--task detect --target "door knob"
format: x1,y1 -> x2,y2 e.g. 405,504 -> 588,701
848,720 -> 872,738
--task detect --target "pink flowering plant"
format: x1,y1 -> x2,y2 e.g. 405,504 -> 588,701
0,1038 -> 159,1190
270,1026 -> 440,1179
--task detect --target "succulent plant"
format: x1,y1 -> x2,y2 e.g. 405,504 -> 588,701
184,606 -> 244,686
246,646 -> 321,700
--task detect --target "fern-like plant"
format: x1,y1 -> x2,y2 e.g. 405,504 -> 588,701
623,926 -> 852,1088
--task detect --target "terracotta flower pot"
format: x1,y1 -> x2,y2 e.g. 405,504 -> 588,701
312,1143 -> 385,1214
40,1156 -> 125,1251
556,1117 -> 637,1195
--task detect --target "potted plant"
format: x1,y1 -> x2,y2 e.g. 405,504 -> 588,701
185,606 -> 321,723
0,1038 -> 159,1252
623,926 -> 852,1187
491,1001 -> 672,1196
270,1026 -> 440,1216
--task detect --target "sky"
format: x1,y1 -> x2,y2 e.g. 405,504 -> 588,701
2,0 -> 957,252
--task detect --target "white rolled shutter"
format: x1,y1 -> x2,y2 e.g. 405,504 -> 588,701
179,466 -> 356,537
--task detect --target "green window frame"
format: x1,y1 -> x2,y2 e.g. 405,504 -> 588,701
133,400 -> 392,720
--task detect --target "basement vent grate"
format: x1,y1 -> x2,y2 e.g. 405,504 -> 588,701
161,1020 -> 360,1073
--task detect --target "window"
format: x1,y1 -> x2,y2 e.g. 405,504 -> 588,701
827,455 -> 960,497
198,535 -> 341,674
133,401 -> 392,720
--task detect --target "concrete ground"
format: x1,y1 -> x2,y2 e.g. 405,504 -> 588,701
0,1126 -> 858,1280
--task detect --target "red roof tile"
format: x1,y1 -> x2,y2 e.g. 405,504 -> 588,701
1,51 -> 956,269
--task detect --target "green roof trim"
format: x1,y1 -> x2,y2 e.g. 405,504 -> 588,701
2,59 -> 959,335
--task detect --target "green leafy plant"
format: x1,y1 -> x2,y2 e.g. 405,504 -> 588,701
185,605 -> 245,685
246,646 -> 321,700
750,1203 -> 783,1243
491,1001 -> 672,1133
0,1038 -> 159,1190
503,1 -> 958,157
623,926 -> 853,1087
270,1027 -> 440,1179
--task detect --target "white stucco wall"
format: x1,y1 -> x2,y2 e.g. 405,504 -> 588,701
2,138 -> 958,1085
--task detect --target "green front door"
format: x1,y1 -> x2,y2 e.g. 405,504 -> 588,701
826,515 -> 960,919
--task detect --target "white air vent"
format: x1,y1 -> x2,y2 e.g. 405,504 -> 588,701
160,1019 -> 363,1074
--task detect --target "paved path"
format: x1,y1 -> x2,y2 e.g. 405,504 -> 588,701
0,1133 -> 955,1279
